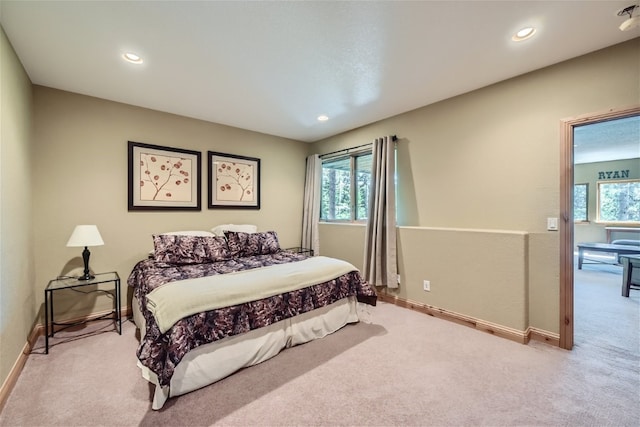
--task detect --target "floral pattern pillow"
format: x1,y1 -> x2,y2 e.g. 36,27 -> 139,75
225,231 -> 281,257
153,234 -> 231,264
202,235 -> 233,261
254,231 -> 281,255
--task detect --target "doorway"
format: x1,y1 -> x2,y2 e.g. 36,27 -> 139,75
559,105 -> 640,350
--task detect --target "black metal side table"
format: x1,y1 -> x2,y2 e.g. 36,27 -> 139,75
44,271 -> 121,354
284,247 -> 314,256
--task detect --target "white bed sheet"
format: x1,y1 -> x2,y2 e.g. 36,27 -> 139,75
133,296 -> 362,409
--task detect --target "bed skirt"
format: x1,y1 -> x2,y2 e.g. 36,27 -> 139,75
132,296 -> 365,409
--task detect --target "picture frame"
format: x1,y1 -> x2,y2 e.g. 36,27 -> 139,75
128,141 -> 202,211
208,151 -> 260,209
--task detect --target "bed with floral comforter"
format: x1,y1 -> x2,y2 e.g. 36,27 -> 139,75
127,230 -> 376,409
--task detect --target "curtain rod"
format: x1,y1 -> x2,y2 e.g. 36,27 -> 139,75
319,135 -> 397,159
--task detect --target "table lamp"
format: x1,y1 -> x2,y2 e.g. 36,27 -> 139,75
66,225 -> 105,280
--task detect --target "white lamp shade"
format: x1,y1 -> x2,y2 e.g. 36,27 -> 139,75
66,225 -> 105,247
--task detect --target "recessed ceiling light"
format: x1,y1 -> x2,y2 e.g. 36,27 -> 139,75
512,27 -> 536,42
122,52 -> 143,64
317,115 -> 329,122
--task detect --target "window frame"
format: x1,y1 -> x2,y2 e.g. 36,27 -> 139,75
595,178 -> 640,225
320,149 -> 372,223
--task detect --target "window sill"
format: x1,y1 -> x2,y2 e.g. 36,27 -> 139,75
319,221 -> 367,226
594,222 -> 640,227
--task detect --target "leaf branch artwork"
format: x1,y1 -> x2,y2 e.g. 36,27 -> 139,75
208,152 -> 260,209
139,153 -> 192,202
215,160 -> 254,202
128,141 -> 202,211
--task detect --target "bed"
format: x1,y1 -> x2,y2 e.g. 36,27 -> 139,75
127,229 -> 377,409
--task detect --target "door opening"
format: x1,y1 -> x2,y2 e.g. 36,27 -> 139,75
559,105 -> 640,350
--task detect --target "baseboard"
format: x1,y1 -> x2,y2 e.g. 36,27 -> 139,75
377,293 -> 558,347
0,306 -> 131,413
526,326 -> 560,347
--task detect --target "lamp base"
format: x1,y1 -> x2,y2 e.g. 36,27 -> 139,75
78,246 -> 94,281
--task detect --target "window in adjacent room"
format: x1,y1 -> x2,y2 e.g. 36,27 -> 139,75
574,183 -> 588,222
597,179 -> 640,223
321,151 -> 372,222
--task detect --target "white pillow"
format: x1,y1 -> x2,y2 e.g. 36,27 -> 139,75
210,224 -> 257,236
161,230 -> 215,236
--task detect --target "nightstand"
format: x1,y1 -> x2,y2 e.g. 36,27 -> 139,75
44,272 -> 121,354
285,247 -> 314,256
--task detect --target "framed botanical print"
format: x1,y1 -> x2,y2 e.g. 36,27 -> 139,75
208,151 -> 260,209
128,141 -> 201,211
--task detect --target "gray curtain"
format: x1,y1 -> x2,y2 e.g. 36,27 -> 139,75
302,154 -> 321,255
363,136 -> 397,288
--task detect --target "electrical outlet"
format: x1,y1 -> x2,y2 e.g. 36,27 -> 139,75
397,274 -> 401,284
423,280 -> 431,292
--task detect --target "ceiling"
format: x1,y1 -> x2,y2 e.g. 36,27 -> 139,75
574,115 -> 639,164
1,1 -> 639,147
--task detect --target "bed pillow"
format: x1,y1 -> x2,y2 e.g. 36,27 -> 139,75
211,224 -> 257,236
202,236 -> 232,261
149,231 -> 216,258
225,230 -> 280,257
161,230 -> 215,236
153,234 -> 230,264
257,231 -> 281,254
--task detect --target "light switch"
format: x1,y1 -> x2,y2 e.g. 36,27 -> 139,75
547,217 -> 558,231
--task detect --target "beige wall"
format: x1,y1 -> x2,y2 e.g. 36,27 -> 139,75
312,39 -> 640,335
32,86 -> 309,319
574,158 -> 640,244
398,227 -> 529,329
319,224 -> 530,331
318,223 -> 366,269
0,28 -> 35,390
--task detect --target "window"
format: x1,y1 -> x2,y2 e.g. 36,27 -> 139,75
574,183 -> 588,222
321,152 -> 372,221
597,179 -> 640,223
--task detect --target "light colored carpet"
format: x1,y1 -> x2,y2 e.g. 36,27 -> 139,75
1,267 -> 638,426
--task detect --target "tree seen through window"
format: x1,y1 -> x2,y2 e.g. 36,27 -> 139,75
597,179 -> 640,223
574,183 -> 588,222
321,152 -> 372,221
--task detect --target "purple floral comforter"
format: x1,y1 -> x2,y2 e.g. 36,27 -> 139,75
127,251 -> 377,387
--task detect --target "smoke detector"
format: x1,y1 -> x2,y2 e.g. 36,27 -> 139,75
617,4 -> 640,31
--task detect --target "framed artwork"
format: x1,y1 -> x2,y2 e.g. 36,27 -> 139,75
208,151 -> 260,209
128,141 -> 202,211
